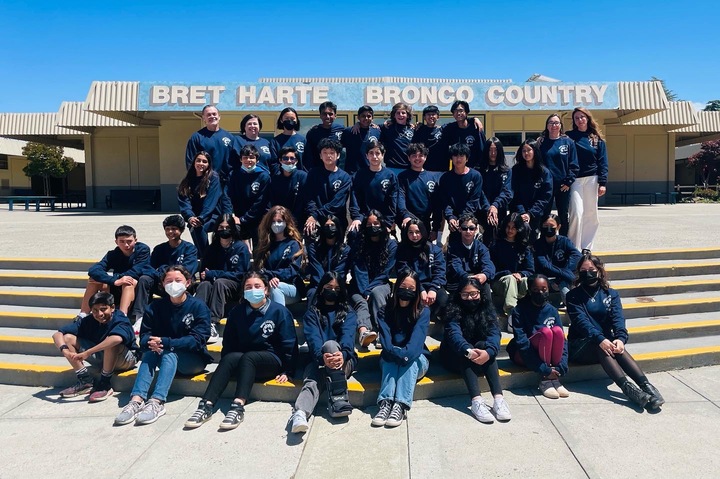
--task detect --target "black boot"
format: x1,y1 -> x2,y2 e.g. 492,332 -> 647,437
640,382 -> 665,410
620,380 -> 652,408
325,369 -> 353,418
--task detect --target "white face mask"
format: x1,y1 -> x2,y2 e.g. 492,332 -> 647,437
271,221 -> 286,234
164,281 -> 187,298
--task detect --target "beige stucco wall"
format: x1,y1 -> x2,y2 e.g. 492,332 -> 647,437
0,156 -> 31,193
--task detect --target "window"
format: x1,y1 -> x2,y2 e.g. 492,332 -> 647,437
0,154 -> 7,170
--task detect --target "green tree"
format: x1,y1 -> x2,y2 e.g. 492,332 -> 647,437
21,142 -> 76,196
703,100 -> 720,111
650,76 -> 679,101
687,140 -> 720,187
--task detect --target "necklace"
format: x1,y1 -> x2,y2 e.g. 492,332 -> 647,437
582,285 -> 600,303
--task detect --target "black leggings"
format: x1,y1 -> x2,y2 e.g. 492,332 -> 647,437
440,341 -> 504,398
569,339 -> 647,387
202,351 -> 282,404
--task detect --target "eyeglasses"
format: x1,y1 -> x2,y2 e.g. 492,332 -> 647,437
460,291 -> 481,300
280,156 -> 297,163
460,225 -> 477,232
547,121 -> 561,126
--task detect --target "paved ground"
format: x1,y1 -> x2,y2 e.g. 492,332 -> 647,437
0,367 -> 719,479
1,203 -> 720,259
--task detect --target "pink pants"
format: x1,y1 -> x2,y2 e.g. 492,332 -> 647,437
529,326 -> 565,367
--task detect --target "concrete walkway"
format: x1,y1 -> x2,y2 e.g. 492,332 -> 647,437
0,366 -> 718,479
1,203 -> 720,259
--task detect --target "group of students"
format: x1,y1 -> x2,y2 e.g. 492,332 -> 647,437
50,99 -> 664,430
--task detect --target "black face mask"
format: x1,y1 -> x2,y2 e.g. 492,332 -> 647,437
366,225 -> 382,237
460,299 -> 481,312
321,288 -> 339,302
217,229 -> 233,239
321,224 -> 337,239
541,226 -> 557,238
282,119 -> 297,130
579,270 -> 599,286
530,291 -> 549,305
397,287 -> 415,302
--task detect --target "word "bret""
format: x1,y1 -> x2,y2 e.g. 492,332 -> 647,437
150,86 -> 226,106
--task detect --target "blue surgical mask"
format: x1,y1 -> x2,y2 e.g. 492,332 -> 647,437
242,165 -> 256,173
244,287 -> 265,304
281,163 -> 297,173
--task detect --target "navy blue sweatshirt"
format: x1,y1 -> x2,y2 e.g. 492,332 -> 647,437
567,286 -> 628,345
538,136 -> 579,187
441,309 -> 501,359
304,123 -> 344,170
139,295 -> 213,363
257,238 -> 304,291
511,298 -> 568,376
88,243 -> 152,285
566,130 -> 608,185
201,240 -> 251,282
232,135 -> 273,172
178,172 -> 223,225
509,164 -> 553,220
59,309 -> 134,349
349,167 -> 398,228
380,123 -> 414,168
489,239 -> 534,280
226,168 -> 271,228
222,300 -> 298,376
397,169 -> 441,231
378,305 -> 431,366
479,165 -> 513,212
412,125 -> 446,172
533,236 -> 581,283
440,122 -> 486,168
149,240 -> 199,280
438,168 -> 489,221
185,127 -> 234,182
446,237 -> 496,290
271,133 -> 307,171
269,169 -> 308,222
341,126 -> 381,174
396,242 -> 447,292
350,238 -> 397,297
303,167 -> 352,225
303,305 -> 358,365
306,240 -> 350,289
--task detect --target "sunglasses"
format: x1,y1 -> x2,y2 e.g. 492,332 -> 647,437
460,225 -> 477,232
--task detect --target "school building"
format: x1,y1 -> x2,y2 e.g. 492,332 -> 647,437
1,77 -> 718,210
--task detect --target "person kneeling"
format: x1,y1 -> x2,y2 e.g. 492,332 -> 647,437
53,292 -> 137,402
115,266 -> 212,426
185,271 -> 298,430
371,269 -> 431,428
507,274 -> 570,399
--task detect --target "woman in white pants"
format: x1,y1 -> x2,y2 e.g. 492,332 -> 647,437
566,108 -> 608,251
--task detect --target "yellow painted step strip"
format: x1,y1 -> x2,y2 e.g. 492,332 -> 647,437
0,290 -> 82,298
0,311 -> 73,319
0,273 -> 87,280
623,297 -> 720,310
0,362 -> 71,373
628,320 -> 720,334
607,261 -> 720,272
613,279 -> 720,290
634,346 -> 720,361
597,247 -> 720,256
0,257 -> 94,263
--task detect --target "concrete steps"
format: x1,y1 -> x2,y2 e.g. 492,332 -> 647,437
0,247 -> 719,405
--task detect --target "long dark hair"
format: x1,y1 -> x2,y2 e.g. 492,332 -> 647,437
210,214 -> 241,245
498,212 -> 531,247
385,268 -> 423,324
316,214 -> 347,267
513,139 -> 544,181
479,137 -> 508,173
310,271 -> 350,328
400,218 -> 430,263
447,277 -> 498,340
178,151 -> 214,198
357,210 -> 391,275
573,251 -> 610,291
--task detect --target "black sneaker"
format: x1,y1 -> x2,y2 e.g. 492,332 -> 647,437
219,403 -> 244,430
385,402 -> 406,428
371,400 -> 393,427
184,400 -> 214,428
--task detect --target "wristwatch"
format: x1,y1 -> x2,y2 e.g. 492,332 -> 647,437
465,348 -> 473,358
59,345 -> 69,352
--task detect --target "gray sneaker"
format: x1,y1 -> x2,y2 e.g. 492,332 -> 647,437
135,399 -> 166,425
115,400 -> 144,426
290,410 -> 309,434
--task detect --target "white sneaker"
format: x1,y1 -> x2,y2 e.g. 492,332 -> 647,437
290,410 -> 309,434
491,397 -> 512,421
133,317 -> 143,335
539,380 -> 560,399
207,323 -> 220,344
359,330 -> 377,348
471,398 -> 494,424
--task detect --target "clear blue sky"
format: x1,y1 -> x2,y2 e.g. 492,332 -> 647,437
1,0 -> 717,113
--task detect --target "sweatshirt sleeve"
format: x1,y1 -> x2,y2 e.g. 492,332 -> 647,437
427,244 -> 447,292
564,139 -> 579,186
597,140 -> 608,186
520,247 -> 535,277
124,243 -> 152,280
512,306 -> 553,377
239,175 -> 271,225
164,302 -> 211,353
367,239 -> 397,292
274,307 -> 298,377
178,192 -> 194,221
396,308 -> 431,364
528,169 -> 554,220
264,241 -> 302,283
198,174 -> 222,222
317,174 -> 351,220
566,289 -> 606,345
608,289 -> 628,344
88,251 -> 117,285
340,310 -> 358,364
444,318 -> 473,356
494,169 -> 514,211
302,308 -> 325,364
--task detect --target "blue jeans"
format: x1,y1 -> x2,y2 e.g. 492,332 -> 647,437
377,354 -> 429,409
131,350 -> 207,402
270,282 -> 300,306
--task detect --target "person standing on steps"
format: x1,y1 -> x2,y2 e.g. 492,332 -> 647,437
185,105 -> 234,184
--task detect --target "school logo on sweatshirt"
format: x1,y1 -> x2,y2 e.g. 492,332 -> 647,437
368,135 -> 379,143
230,255 -> 239,265
282,245 -> 292,259
534,180 -> 543,189
335,132 -> 343,140
403,129 -> 414,140
296,142 -> 305,153
603,295 -> 612,310
332,180 -> 343,192
466,181 -> 474,193
251,181 -> 261,194
182,313 -> 194,328
261,146 -> 271,155
554,250 -> 566,263
260,319 -> 275,338
432,129 -> 442,140
559,145 -> 569,155
465,135 -> 475,146
426,180 -> 436,193
176,254 -> 185,265
501,173 -> 508,182
222,137 -> 232,146
380,179 -> 391,193
543,316 -> 556,327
